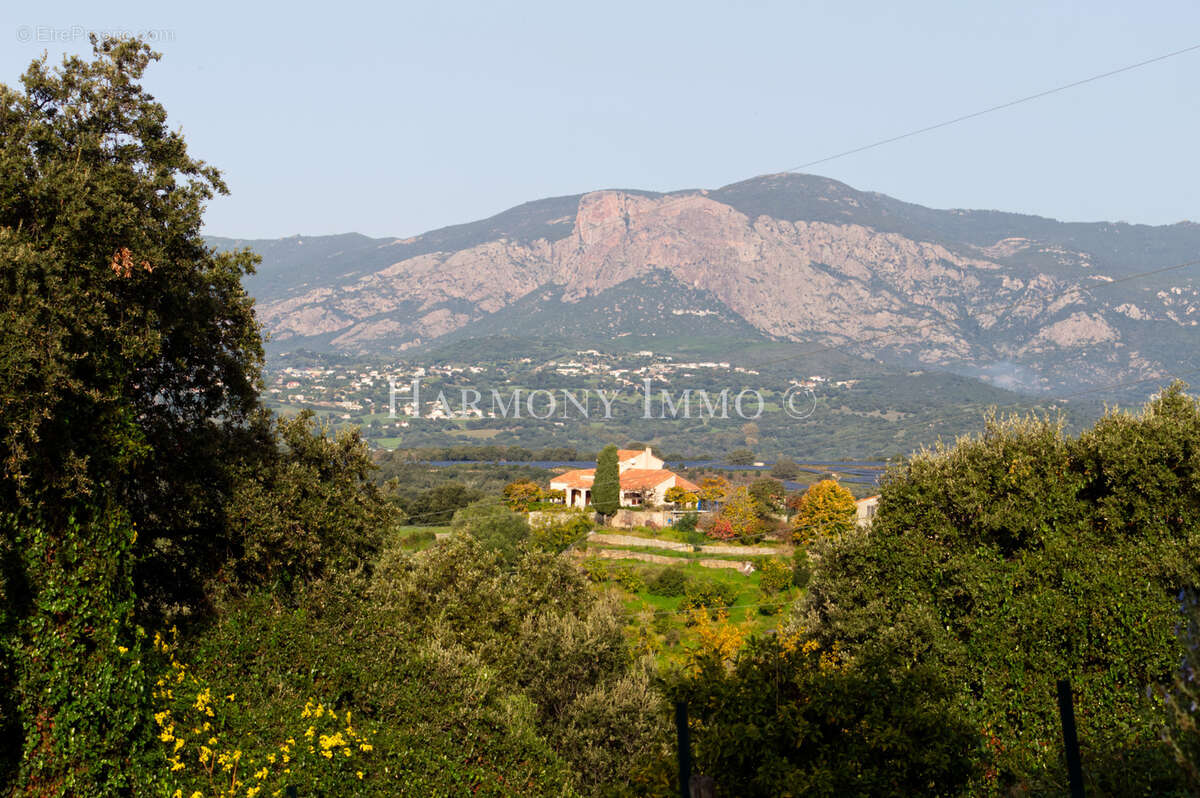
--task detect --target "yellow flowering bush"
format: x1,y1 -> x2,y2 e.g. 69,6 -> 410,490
151,631 -> 374,796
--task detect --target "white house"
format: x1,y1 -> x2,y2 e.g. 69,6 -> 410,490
549,447 -> 700,509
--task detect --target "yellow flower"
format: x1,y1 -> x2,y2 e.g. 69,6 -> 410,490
226,693 -> 235,702
356,771 -> 364,779
117,646 -> 128,655
254,767 -> 268,780
360,743 -> 373,753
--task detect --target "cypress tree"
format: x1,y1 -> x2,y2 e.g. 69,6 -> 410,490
592,445 -> 620,518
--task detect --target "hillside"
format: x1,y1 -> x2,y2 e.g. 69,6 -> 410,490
210,173 -> 1200,394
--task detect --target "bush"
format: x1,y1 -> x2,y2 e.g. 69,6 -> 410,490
673,512 -> 699,534
680,579 -> 737,613
707,518 -> 736,541
610,564 -> 646,593
648,567 -> 689,597
450,502 -> 530,565
531,511 -> 594,553
770,458 -> 801,480
580,559 -> 609,583
758,557 -> 792,595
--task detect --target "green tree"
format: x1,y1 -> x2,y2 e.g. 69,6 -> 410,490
670,633 -> 979,796
223,410 -> 396,591
0,38 -> 266,609
790,479 -> 856,546
747,477 -> 785,515
725,448 -> 756,465
769,457 -> 800,480
804,389 -> 1200,794
451,502 -> 531,565
0,38 -> 266,792
593,444 -> 620,518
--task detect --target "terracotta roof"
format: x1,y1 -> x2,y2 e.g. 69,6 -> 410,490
617,449 -> 647,462
549,469 -> 595,490
673,475 -> 700,492
619,468 -> 684,490
549,467 -> 695,493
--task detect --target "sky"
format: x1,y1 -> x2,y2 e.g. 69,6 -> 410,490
3,0 -> 1199,239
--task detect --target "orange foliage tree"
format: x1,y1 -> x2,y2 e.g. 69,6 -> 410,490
790,479 -> 857,546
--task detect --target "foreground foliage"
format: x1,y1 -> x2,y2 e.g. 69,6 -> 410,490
800,386 -> 1200,795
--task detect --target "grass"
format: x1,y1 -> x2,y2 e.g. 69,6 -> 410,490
392,525 -> 450,551
582,556 -> 800,664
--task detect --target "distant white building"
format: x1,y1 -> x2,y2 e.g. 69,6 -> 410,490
855,495 -> 879,527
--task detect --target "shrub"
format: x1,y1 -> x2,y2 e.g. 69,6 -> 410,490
580,559 -> 610,583
673,512 -> 699,534
758,557 -> 792,595
531,511 -> 594,553
648,567 -> 689,597
450,502 -> 530,565
611,564 -> 646,593
707,518 -> 736,541
680,579 -> 737,613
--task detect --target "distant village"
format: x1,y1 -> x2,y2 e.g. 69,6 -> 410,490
264,349 -> 859,426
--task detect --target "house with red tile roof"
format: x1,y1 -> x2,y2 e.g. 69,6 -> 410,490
549,447 -> 699,509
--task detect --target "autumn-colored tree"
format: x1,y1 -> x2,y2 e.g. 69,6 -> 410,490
790,479 -> 857,546
503,480 -> 543,512
664,485 -> 698,508
718,486 -> 764,544
697,475 -> 731,504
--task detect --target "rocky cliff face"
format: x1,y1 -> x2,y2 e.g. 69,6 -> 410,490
216,174 -> 1200,393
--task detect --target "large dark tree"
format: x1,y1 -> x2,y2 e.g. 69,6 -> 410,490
0,38 -> 266,792
0,37 -> 266,607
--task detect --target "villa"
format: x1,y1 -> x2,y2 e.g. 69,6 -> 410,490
550,447 -> 700,509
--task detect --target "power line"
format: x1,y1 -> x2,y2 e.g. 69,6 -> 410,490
783,41 -> 1200,172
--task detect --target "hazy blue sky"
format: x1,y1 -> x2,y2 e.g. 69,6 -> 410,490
3,1 -> 1198,239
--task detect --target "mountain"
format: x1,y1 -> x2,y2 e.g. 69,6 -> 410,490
209,173 -> 1200,393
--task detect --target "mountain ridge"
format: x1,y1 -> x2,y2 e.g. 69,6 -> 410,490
209,173 -> 1200,394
